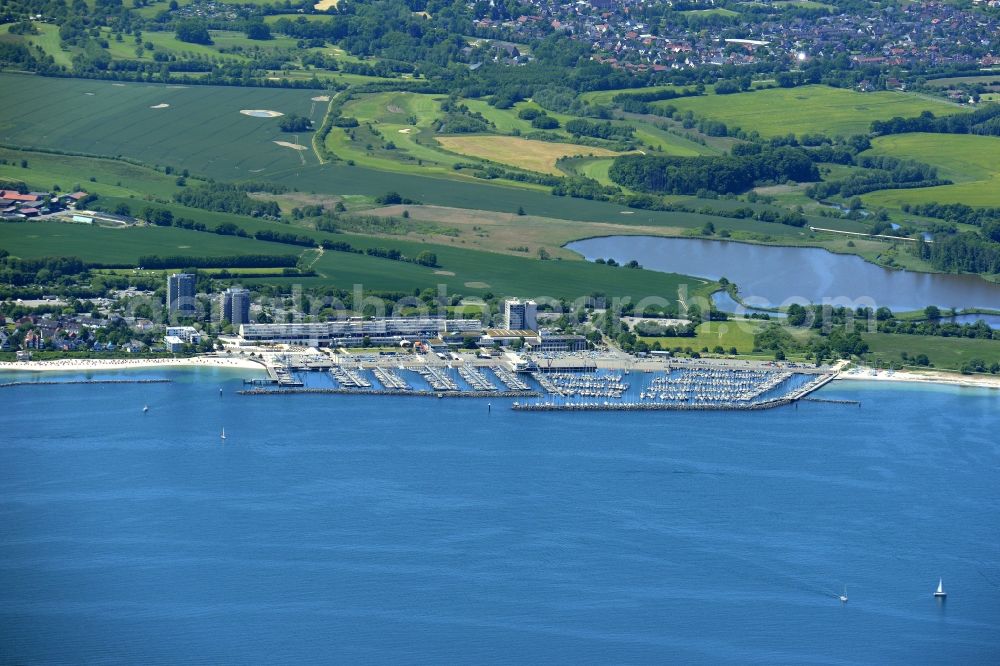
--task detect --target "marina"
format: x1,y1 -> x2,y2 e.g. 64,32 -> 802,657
240,353 -> 837,411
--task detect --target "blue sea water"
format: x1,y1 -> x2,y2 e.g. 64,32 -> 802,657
1,368 -> 999,664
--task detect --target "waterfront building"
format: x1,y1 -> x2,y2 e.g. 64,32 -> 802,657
504,299 -> 537,331
238,317 -> 482,347
165,326 -> 201,344
528,334 -> 588,352
221,287 -> 251,326
481,329 -> 542,348
167,273 -> 196,315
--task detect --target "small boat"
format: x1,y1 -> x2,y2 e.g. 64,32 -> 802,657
934,579 -> 947,598
839,586 -> 848,604
142,405 -> 149,413
221,428 -> 227,440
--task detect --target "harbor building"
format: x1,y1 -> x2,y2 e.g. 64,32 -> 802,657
167,273 -> 196,315
222,287 -> 251,326
481,329 -> 542,348
504,299 -> 537,331
238,317 -> 482,347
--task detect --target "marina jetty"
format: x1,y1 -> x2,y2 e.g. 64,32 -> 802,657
234,348 -> 837,411
0,378 -> 172,389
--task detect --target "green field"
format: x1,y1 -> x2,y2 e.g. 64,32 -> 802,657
0,221 -> 300,265
863,332 -> 1000,371
0,73 -> 324,180
0,220 -> 713,303
861,133 -> 1000,208
0,147 -> 186,200
661,85 -> 962,138
925,75 -> 1000,88
641,319 -> 762,353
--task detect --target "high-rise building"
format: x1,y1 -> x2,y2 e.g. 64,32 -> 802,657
167,273 -> 196,315
504,299 -> 537,331
222,287 -> 251,326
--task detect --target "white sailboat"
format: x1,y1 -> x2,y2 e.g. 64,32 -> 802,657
839,586 -> 848,603
221,428 -> 227,440
142,405 -> 149,413
934,579 -> 947,598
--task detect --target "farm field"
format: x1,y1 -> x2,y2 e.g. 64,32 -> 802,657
861,133 -> 1000,208
0,74 -> 323,180
660,85 -> 963,138
0,221 -> 300,265
925,75 -> 1000,88
0,147 -> 186,200
863,332 -> 1000,371
641,319 -> 763,354
435,136 -> 621,175
294,234 -> 713,302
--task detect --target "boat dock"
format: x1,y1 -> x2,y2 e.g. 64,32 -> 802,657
330,366 -> 372,388
373,367 -> 411,390
416,365 -> 459,391
458,365 -> 497,391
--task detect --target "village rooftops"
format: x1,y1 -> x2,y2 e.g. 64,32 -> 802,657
0,190 -> 41,202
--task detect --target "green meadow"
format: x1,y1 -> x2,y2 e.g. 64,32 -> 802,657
0,221 -> 298,265
0,220 -> 711,303
861,133 -> 1000,208
0,73 -> 323,180
661,85 -> 962,138
0,147 -> 186,200
863,332 -> 1000,371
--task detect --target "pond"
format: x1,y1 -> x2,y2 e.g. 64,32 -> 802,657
566,236 -> 1000,312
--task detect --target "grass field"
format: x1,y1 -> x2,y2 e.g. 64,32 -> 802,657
0,73 -> 323,180
0,147 -> 187,200
0,221 -> 300,265
925,75 -> 1000,88
0,219 -> 711,303
435,136 -> 621,175
641,319 -> 763,353
861,133 -> 1000,208
863,332 -> 1000,371
661,85 -> 962,138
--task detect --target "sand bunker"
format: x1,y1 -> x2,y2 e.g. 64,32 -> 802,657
240,109 -> 284,118
273,140 -> 308,151
150,103 -> 170,109
464,281 -> 490,289
311,95 -> 331,102
433,270 -> 456,276
398,128 -> 412,134
314,0 -> 339,9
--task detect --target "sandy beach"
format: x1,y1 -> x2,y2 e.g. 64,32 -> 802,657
0,356 -> 266,373
835,367 -> 1000,390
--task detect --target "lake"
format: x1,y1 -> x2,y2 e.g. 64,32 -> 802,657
1,368 -> 998,663
566,236 -> 1000,312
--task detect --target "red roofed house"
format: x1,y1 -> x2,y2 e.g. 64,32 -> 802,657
0,190 -> 40,203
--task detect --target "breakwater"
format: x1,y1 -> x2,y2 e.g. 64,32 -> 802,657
511,398 -> 794,412
0,379 -> 173,389
239,388 -> 539,398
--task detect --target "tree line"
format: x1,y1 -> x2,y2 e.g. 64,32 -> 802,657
608,145 -> 818,196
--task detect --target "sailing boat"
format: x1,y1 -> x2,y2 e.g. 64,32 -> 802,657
839,586 -> 848,603
142,405 -> 149,413
934,579 -> 947,598
221,428 -> 227,440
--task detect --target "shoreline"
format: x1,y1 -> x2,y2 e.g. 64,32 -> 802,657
835,367 -> 1000,390
0,356 -> 267,373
